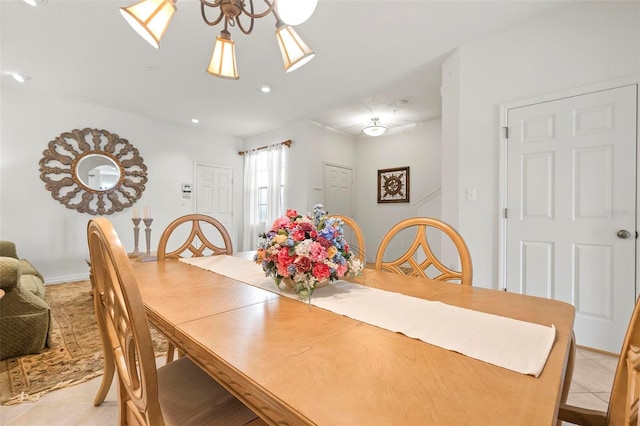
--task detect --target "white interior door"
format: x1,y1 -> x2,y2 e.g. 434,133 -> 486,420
196,164 -> 233,246
323,163 -> 353,217
505,85 -> 637,353
323,163 -> 355,246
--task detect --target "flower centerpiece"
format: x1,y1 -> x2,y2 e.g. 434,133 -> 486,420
255,204 -> 363,300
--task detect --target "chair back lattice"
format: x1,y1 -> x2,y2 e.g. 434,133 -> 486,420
374,217 -> 472,286
157,214 -> 233,261
329,214 -> 366,264
88,218 -> 164,425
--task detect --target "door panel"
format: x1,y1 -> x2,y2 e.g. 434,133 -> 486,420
323,163 -> 356,252
196,164 -> 233,247
521,241 -> 553,298
522,153 -> 553,218
324,164 -> 353,217
506,85 -> 637,353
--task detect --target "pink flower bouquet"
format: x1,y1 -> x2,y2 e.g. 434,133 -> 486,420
255,204 -> 363,300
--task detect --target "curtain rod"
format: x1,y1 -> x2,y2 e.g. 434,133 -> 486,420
238,139 -> 292,156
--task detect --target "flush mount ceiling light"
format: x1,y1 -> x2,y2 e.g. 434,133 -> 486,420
120,0 -> 316,80
22,0 -> 47,6
362,118 -> 388,137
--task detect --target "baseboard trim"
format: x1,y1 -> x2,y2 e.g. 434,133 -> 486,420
44,273 -> 90,285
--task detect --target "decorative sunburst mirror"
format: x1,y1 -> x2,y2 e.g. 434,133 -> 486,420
39,128 -> 148,215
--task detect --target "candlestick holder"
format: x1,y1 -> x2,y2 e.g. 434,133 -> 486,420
127,218 -> 144,258
137,218 -> 157,262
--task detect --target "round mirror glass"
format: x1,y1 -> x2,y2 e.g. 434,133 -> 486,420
75,154 -> 121,191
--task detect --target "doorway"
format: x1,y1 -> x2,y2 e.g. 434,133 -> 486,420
501,83 -> 638,353
195,164 -> 233,246
323,163 -> 354,217
323,163 -> 355,244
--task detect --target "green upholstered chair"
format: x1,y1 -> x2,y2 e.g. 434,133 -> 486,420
0,241 -> 50,360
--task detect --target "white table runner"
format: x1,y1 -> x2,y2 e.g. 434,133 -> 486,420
180,255 -> 556,377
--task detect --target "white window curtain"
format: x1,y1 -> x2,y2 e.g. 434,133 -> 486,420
242,144 -> 284,251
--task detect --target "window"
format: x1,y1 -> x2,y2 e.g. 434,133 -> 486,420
242,144 -> 285,250
255,150 -> 285,223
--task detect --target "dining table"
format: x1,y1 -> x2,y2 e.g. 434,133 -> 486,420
130,254 -> 575,426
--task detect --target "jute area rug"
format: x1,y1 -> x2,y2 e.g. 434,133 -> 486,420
0,280 -> 168,406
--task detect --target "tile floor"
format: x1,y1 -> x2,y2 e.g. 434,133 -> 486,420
0,348 -> 616,425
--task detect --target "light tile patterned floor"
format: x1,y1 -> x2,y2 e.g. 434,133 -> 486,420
564,347 -> 617,416
0,348 -> 616,425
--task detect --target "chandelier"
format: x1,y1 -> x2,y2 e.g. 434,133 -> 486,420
120,0 -> 317,80
362,118 -> 388,137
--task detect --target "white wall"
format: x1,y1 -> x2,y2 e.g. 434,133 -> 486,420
442,1 -> 640,288
355,120 -> 442,264
0,87 -> 243,283
441,49 -> 461,270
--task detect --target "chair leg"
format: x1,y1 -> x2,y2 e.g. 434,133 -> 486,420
562,332 -> 576,402
166,343 -> 175,363
94,349 -> 115,406
93,292 -> 115,406
557,331 -> 576,426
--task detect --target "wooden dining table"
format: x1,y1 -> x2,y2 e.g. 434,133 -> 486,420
130,257 -> 575,426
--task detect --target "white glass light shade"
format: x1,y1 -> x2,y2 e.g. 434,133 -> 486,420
206,33 -> 239,80
275,25 -> 315,73
276,0 -> 317,26
362,118 -> 388,137
120,0 -> 176,49
22,0 -> 47,6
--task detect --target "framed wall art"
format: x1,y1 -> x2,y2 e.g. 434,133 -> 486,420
377,166 -> 410,203
39,128 -> 148,215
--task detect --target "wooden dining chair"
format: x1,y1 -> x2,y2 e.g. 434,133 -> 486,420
157,213 -> 233,261
157,214 -> 233,362
87,217 -> 264,426
558,295 -> 640,426
329,214 -> 366,264
375,217 -> 473,285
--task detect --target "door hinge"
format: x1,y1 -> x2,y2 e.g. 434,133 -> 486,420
504,208 -> 508,219
503,126 -> 509,139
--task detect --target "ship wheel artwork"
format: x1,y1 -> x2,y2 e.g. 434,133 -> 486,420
377,167 -> 410,203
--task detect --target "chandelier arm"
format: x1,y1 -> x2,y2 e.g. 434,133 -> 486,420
234,16 -> 255,35
200,1 -> 225,26
240,0 -> 276,19
200,0 -> 223,7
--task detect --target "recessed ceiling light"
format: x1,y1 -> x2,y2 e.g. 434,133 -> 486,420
22,0 -> 47,6
260,84 -> 272,94
191,118 -> 199,124
9,72 -> 30,83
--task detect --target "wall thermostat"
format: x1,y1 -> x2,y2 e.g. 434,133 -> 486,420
182,183 -> 192,199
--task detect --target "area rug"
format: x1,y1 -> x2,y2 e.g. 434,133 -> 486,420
0,280 -> 168,405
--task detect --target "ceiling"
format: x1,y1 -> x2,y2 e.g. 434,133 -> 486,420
1,0 -> 571,138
